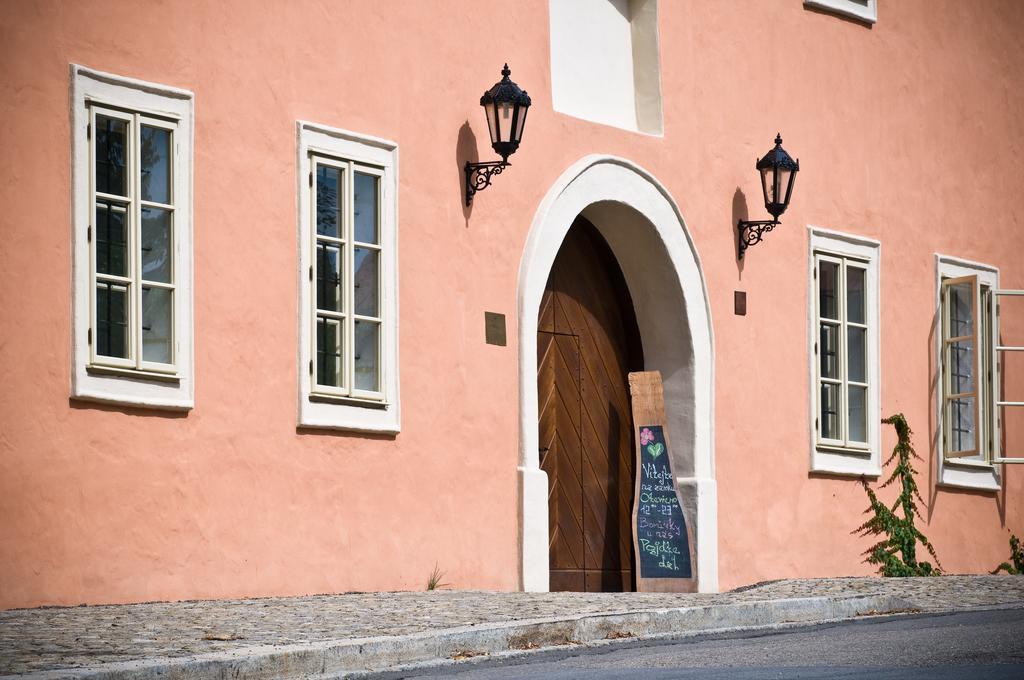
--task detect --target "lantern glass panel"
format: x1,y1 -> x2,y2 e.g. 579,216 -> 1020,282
760,167 -> 773,205
777,167 -> 793,206
497,102 -> 514,143
485,104 -> 499,146
513,104 -> 528,144
783,167 -> 797,205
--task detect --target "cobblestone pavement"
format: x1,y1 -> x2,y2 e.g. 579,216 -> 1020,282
2,576 -> 1024,676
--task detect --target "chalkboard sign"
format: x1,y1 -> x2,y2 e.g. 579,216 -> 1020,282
635,425 -> 692,579
629,371 -> 697,592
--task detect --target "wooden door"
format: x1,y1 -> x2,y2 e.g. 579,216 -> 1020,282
538,217 -> 644,592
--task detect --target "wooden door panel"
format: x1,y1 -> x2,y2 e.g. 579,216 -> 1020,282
538,331 -> 584,585
538,218 -> 643,592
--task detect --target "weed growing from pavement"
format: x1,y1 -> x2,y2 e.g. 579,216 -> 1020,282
855,414 -> 942,576
426,563 -> 451,590
992,534 -> 1024,575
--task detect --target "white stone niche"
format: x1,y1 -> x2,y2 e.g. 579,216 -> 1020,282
549,0 -> 663,135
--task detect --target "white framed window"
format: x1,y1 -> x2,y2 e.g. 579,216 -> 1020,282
71,65 -> 194,410
808,227 -> 881,476
804,0 -> 877,24
934,255 -> 1023,489
297,121 -> 399,433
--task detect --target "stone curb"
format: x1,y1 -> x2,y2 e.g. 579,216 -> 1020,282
6,594 -> 912,680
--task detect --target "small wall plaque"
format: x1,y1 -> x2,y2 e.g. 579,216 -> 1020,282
484,312 -> 506,346
734,291 -> 747,316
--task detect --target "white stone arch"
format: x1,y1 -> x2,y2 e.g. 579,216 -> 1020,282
517,155 -> 718,593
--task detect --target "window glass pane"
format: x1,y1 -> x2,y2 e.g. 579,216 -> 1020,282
141,207 -> 172,283
140,125 -> 171,204
949,340 -> 975,394
96,202 -> 128,277
316,165 -> 341,238
95,115 -> 128,196
142,286 -> 173,364
354,320 -> 379,392
848,326 -> 866,383
820,323 -> 839,379
847,266 -> 865,324
316,317 -> 343,387
820,382 -> 841,440
354,172 -> 379,244
354,247 -> 379,317
949,397 -> 976,453
819,260 -> 839,320
948,281 -> 973,337
316,243 -> 343,312
848,385 -> 867,443
96,282 -> 129,358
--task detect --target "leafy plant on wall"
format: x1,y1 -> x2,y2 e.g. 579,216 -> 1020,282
854,414 -> 942,576
992,534 -> 1024,575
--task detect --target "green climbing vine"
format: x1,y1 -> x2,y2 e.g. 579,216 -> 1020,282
854,414 -> 942,576
992,534 -> 1024,575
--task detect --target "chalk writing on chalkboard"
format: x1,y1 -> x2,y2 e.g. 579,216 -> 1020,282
635,425 -> 692,579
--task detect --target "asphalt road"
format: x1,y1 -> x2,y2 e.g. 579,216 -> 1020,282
396,608 -> 1024,680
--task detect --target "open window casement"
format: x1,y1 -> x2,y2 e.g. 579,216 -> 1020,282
992,288 -> 1024,463
942,275 -> 983,459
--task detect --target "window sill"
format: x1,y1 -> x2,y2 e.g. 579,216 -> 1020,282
811,445 -> 880,478
937,477 -> 1000,492
939,462 -> 1000,492
298,391 -> 400,434
803,0 -> 877,24
87,364 -> 180,384
944,456 -> 993,470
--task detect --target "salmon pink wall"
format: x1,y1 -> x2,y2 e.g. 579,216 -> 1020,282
1,0 -> 1024,608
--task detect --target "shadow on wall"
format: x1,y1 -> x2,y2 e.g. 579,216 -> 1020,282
802,3 -> 875,29
927,307 -> 940,520
296,426 -> 396,442
731,187 -> 748,279
68,397 -> 188,420
456,121 -> 478,224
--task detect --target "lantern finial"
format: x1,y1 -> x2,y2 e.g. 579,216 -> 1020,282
501,63 -> 511,79
775,133 -> 783,145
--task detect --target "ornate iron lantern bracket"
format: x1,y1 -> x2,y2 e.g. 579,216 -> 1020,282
464,160 -> 508,207
737,219 -> 779,260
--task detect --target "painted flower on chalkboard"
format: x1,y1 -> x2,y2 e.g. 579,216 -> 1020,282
640,428 -> 654,446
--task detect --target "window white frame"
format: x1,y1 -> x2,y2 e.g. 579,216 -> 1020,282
992,289 -> 1024,463
297,121 -> 399,433
935,255 -> 1000,490
804,0 -> 877,24
71,65 -> 194,410
808,227 -> 881,476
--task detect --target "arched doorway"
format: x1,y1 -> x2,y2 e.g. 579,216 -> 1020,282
539,217 -> 644,592
518,156 -> 717,593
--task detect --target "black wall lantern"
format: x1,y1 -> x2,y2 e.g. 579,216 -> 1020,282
737,134 -> 800,259
465,64 -> 532,206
